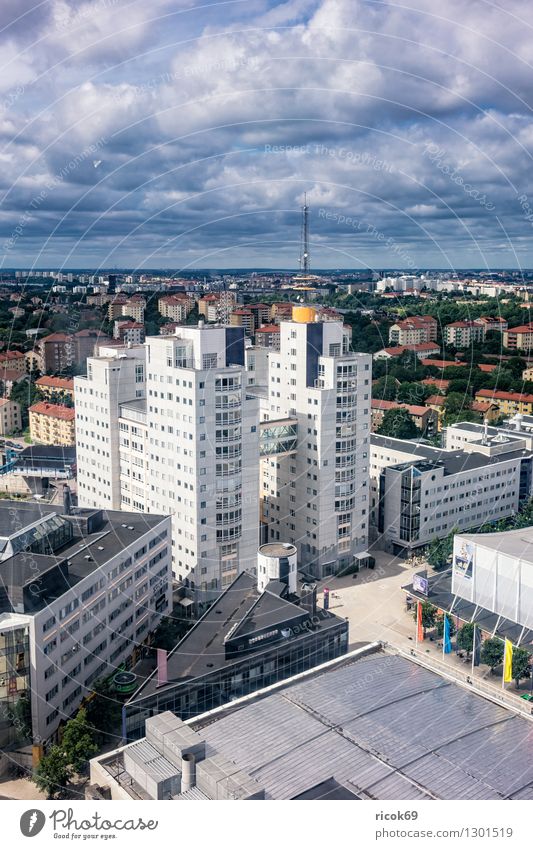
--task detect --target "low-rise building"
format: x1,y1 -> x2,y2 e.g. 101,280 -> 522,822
35,375 -> 75,402
374,342 -> 440,361
124,547 -> 348,739
370,433 -> 529,555
477,316 -> 508,333
371,399 -> 437,435
29,401 -> 76,446
475,388 -> 533,417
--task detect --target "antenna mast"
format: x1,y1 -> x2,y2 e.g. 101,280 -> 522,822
299,193 -> 310,275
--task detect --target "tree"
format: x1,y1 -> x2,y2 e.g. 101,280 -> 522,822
60,708 -> 97,773
377,407 -> 419,439
480,637 -> 504,674
33,746 -> 73,799
397,382 -> 431,405
413,601 -> 437,635
9,378 -> 38,429
512,647 -> 532,689
85,678 -> 122,743
426,530 -> 455,570
372,375 -> 397,401
153,612 -> 192,651
456,622 -> 476,655
436,613 -> 457,639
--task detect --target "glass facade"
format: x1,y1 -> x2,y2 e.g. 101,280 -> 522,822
0,625 -> 31,748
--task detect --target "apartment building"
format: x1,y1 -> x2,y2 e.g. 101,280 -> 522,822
370,434 -> 527,555
108,296 -> 146,323
0,398 -> 21,435
76,326 -> 259,600
503,323 -> 533,351
477,316 -> 508,333
257,306 -> 372,579
254,324 -> 281,350
35,375 -> 75,402
198,292 -> 236,323
158,294 -> 195,322
29,402 -> 76,446
475,388 -> 533,416
0,350 -> 26,375
114,320 -> 145,345
444,320 -> 485,347
388,315 -> 437,346
0,500 -> 171,751
370,399 -> 437,435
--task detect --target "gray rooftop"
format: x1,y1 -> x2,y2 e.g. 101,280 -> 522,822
371,434 -> 530,475
457,526 -> 533,563
193,652 -> 533,800
0,502 -> 168,614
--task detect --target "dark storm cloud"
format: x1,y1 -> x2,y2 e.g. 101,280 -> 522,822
1,0 -> 533,269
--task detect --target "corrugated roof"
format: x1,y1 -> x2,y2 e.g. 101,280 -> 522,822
196,653 -> 533,800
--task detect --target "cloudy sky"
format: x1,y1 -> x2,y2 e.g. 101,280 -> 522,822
1,0 -> 533,271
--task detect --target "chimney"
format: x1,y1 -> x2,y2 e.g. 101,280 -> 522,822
181,753 -> 196,792
483,418 -> 489,444
63,484 -> 72,515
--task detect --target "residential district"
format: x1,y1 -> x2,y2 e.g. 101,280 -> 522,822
1,267 -> 533,800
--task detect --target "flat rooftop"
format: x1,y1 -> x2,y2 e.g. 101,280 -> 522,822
129,570 -> 343,702
0,502 -> 167,614
371,434 -> 530,475
192,651 -> 533,800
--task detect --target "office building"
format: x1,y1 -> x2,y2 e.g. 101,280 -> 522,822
123,549 -> 348,739
370,433 -> 528,555
0,500 -> 171,750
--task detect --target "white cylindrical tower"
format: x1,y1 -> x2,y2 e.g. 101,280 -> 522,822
257,543 -> 297,594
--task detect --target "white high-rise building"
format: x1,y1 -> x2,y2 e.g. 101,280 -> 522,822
75,325 -> 259,600
256,306 -> 372,579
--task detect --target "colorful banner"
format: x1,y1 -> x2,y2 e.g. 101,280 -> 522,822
157,648 -> 168,687
416,601 -> 424,642
503,639 -> 513,684
443,615 -> 452,654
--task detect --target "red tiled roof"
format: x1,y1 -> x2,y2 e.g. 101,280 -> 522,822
36,376 -> 74,391
421,359 -> 458,368
41,333 -> 72,343
371,399 -> 430,416
476,388 -> 533,403
255,325 -> 280,334
29,402 -> 75,421
506,324 -> 533,334
0,350 -> 25,360
425,395 -> 445,406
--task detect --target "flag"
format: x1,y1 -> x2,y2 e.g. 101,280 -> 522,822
157,648 -> 168,686
503,639 -> 513,684
472,625 -> 481,667
416,601 -> 424,642
443,615 -> 452,654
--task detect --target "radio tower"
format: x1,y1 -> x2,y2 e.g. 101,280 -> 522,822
299,193 -> 310,275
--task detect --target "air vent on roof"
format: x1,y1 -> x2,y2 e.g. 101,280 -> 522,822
121,524 -> 128,528
97,546 -> 104,551
128,526 -> 134,530
84,555 -> 93,561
